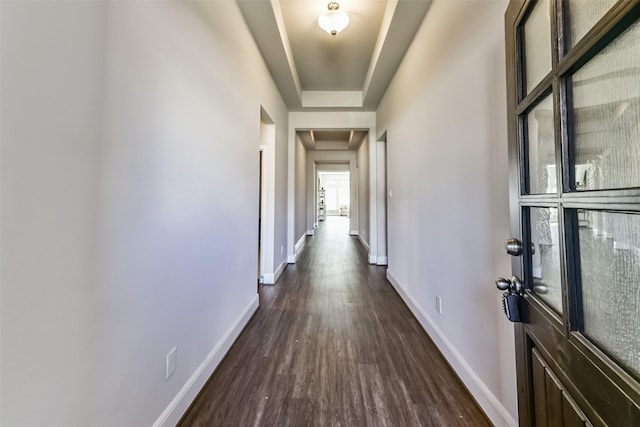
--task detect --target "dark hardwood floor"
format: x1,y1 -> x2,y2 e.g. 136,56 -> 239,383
180,217 -> 491,426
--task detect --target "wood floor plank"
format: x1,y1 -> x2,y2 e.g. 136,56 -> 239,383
179,217 -> 491,426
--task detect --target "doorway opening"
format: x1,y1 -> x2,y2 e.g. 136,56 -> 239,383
258,147 -> 265,286
316,171 -> 351,238
378,131 -> 388,266
258,107 -> 276,285
318,171 -> 350,219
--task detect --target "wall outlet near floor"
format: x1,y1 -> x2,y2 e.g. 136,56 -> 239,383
166,347 -> 177,380
436,295 -> 442,314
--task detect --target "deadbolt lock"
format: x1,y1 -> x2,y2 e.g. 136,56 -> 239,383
495,275 -> 525,323
495,275 -> 524,295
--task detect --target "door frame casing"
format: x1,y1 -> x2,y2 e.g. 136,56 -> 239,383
260,107 -> 278,285
287,112 -> 384,264
258,145 -> 267,281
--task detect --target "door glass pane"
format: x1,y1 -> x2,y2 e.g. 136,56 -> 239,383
578,210 -> 640,379
524,0 -> 552,93
571,21 -> 640,191
565,0 -> 617,49
530,207 -> 563,313
527,95 -> 557,194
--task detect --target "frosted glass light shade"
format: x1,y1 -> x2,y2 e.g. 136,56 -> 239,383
318,9 -> 349,36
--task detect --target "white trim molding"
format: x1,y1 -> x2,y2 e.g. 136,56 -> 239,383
376,256 -> 388,266
153,295 -> 260,427
386,270 -> 517,427
287,233 -> 307,264
275,261 -> 287,282
264,260 -> 287,285
306,229 -> 315,236
288,112 -> 377,266
295,234 -> 306,253
358,235 -> 370,252
263,273 -> 275,284
259,110 -> 277,289
349,229 -> 359,236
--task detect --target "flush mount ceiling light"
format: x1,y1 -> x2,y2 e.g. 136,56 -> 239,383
318,2 -> 349,37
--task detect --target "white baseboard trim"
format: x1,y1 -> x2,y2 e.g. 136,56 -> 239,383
274,260 -> 287,283
376,256 -> 388,266
368,254 -> 377,264
286,234 -> 307,264
385,270 -> 517,427
349,229 -> 359,236
263,273 -> 275,284
295,234 -> 306,254
358,235 -> 370,252
263,260 -> 287,285
306,229 -> 315,236
153,295 -> 260,427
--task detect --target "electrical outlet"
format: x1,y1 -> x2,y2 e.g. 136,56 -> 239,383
436,295 -> 442,314
166,347 -> 177,380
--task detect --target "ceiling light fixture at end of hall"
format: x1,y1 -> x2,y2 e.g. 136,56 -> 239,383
318,2 -> 349,37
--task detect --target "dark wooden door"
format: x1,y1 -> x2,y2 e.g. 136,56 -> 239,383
504,1 -> 640,425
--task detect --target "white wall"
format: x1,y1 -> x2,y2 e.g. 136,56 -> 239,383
376,1 -> 517,426
357,137 -> 370,248
1,1 -> 288,426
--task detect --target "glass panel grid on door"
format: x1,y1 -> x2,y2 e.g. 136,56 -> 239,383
528,207 -> 563,314
569,18 -> 640,192
564,0 -> 618,50
524,0 -> 553,93
575,209 -> 640,381
525,95 -> 558,194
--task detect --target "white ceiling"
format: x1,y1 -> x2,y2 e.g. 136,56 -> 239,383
281,1 -> 387,91
237,0 -> 433,112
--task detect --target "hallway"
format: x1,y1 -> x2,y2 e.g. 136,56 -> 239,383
180,217 -> 490,426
